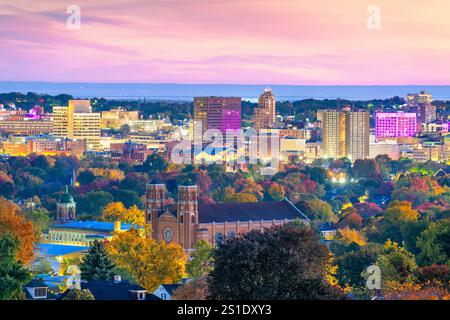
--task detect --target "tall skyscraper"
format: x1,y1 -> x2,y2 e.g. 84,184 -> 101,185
322,110 -> 345,159
344,110 -> 370,161
52,100 -> 101,150
322,108 -> 369,160
407,91 -> 436,124
193,97 -> 242,136
375,112 -> 417,139
253,88 -> 276,130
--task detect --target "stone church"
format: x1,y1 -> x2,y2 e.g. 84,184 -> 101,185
145,184 -> 310,250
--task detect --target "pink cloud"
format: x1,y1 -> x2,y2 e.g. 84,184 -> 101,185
0,0 -> 450,84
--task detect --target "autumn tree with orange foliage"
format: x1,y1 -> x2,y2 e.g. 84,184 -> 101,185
107,228 -> 185,292
172,276 -> 209,300
0,197 -> 35,264
384,282 -> 450,300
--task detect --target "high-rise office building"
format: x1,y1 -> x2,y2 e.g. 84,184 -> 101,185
253,88 -> 276,130
344,110 -> 370,161
321,108 -> 369,160
52,100 -> 101,151
193,97 -> 242,136
407,91 -> 436,124
375,112 -> 417,139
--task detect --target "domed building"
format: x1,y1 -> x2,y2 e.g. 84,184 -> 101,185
55,185 -> 77,223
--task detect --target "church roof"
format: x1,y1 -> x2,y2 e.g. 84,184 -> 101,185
198,199 -> 309,224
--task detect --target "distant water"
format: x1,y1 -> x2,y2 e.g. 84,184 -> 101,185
1,82 -> 450,101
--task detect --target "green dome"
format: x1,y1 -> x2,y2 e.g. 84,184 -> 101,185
59,186 -> 75,204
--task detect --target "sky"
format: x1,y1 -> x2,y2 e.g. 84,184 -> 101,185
1,0 -> 450,85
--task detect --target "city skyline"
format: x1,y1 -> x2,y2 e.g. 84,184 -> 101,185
2,1 -> 450,85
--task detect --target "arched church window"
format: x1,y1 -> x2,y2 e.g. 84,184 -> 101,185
227,231 -> 235,239
191,214 -> 195,224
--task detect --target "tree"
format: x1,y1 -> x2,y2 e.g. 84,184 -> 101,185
384,282 -> 450,300
0,234 -> 30,300
186,240 -> 214,280
172,276 -> 208,300
77,170 -> 96,185
266,182 -> 285,201
417,220 -> 450,266
376,241 -> 417,286
76,191 -> 114,216
63,289 -> 95,300
222,187 -> 258,203
23,207 -> 52,241
32,256 -> 54,275
107,229 -> 185,292
352,159 -> 381,179
336,228 -> 366,246
207,224 -> 345,300
334,244 -> 383,288
102,202 -> 145,225
338,212 -> 363,230
384,200 -> 419,224
298,198 -> 336,222
0,197 -> 35,264
142,154 -> 168,175
80,241 -> 115,281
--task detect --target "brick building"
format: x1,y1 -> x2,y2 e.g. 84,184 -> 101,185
146,184 -> 309,251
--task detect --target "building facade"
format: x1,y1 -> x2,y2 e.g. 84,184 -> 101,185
193,97 -> 242,137
321,109 -> 369,160
145,184 -> 309,251
52,100 -> 101,150
407,91 -> 436,124
101,108 -> 140,129
375,112 -> 417,139
253,88 -> 276,131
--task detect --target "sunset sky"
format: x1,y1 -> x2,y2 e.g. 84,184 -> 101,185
1,0 -> 450,84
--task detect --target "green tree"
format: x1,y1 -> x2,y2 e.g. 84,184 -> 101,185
186,241 -> 214,280
142,154 -> 168,175
376,241 -> 417,286
76,191 -> 114,216
297,198 -> 336,222
80,241 -> 115,281
77,170 -> 96,185
0,234 -> 30,300
334,244 -> 383,288
207,224 -> 345,300
32,256 -> 53,275
417,220 -> 450,266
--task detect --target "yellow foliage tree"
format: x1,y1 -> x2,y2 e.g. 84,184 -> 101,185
102,202 -> 145,225
384,200 -> 419,223
337,228 -> 366,246
107,228 -> 185,292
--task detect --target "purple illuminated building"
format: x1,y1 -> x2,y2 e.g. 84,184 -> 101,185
194,97 -> 242,135
375,112 -> 417,138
